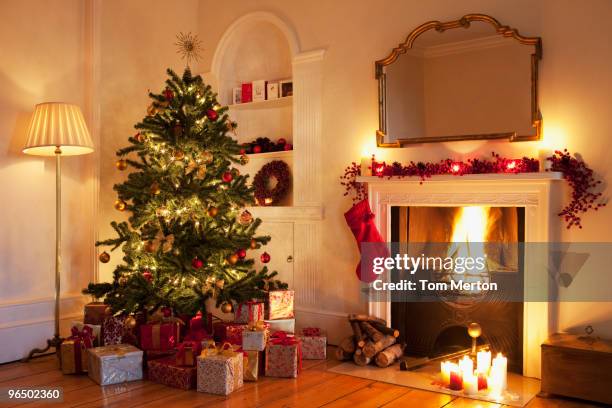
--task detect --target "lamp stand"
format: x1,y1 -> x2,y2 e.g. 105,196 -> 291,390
22,150 -> 64,361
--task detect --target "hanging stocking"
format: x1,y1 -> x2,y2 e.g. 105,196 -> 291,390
344,199 -> 389,282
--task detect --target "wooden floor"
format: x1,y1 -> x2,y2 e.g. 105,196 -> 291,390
0,348 -> 603,408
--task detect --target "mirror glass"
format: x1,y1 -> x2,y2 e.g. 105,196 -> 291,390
379,16 -> 540,145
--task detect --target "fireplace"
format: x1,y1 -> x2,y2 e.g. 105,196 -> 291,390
390,206 -> 525,373
360,172 -> 564,378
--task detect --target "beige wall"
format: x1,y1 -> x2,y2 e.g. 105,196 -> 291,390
196,0 -> 612,337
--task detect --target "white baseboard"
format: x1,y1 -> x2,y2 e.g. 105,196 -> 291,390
294,306 -> 352,345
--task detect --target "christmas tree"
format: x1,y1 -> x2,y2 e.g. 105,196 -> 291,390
84,67 -> 287,316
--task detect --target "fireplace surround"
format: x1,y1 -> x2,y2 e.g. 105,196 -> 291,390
358,172 -> 564,378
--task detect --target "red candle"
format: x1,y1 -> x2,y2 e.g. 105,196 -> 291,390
449,370 -> 463,390
477,372 -> 488,390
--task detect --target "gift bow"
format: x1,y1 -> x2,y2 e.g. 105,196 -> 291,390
148,308 -> 185,325
176,341 -> 201,364
69,325 -> 94,349
302,327 -> 321,337
269,331 -> 302,373
247,320 -> 268,331
199,341 -> 239,358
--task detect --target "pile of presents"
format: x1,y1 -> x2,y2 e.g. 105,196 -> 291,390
60,290 -> 327,395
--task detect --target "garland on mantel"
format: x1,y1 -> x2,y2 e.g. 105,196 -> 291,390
340,150 -> 605,229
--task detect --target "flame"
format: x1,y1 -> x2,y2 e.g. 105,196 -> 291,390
447,207 -> 490,283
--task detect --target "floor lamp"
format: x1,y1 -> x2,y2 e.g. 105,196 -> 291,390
22,102 -> 94,361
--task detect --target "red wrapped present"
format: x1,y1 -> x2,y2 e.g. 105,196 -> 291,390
102,315 -> 124,345
84,302 -> 109,326
265,331 -> 302,378
145,349 -> 176,364
296,327 -> 327,360
60,325 -> 95,374
148,357 -> 197,390
213,321 -> 247,345
265,290 -> 294,320
184,311 -> 213,342
176,340 -> 202,366
234,301 -> 264,324
139,322 -> 179,351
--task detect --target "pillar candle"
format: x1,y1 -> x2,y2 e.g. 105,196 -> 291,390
491,353 -> 507,391
441,361 -> 457,386
477,371 -> 488,390
458,355 -> 473,377
538,148 -> 554,171
463,372 -> 478,395
477,350 -> 491,374
360,156 -> 372,176
449,368 -> 463,391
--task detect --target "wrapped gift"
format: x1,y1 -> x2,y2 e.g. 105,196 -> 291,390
144,349 -> 176,365
176,340 -> 202,366
139,322 -> 179,351
184,311 -> 212,342
197,343 -> 243,395
60,325 -> 95,374
243,350 -> 264,382
242,321 -> 270,351
102,315 -> 124,345
148,357 -> 197,390
265,332 -> 302,378
297,328 -> 327,360
213,321 -> 247,345
88,344 -> 143,385
234,301 -> 264,324
84,302 -> 109,326
265,318 -> 295,334
71,321 -> 101,346
265,290 -> 294,320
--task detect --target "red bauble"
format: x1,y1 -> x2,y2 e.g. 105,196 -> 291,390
236,248 -> 247,259
277,138 -> 287,145
283,143 -> 293,151
239,148 -> 246,155
142,270 -> 153,282
260,252 -> 271,264
191,257 -> 204,269
206,109 -> 218,121
163,88 -> 174,100
222,171 -> 233,183
253,145 -> 262,154
161,307 -> 172,318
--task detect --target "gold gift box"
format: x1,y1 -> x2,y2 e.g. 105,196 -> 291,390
61,340 -> 88,374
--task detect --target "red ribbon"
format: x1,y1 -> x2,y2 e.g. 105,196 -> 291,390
302,327 -> 321,337
236,301 -> 263,323
270,331 -> 302,373
67,325 -> 94,373
176,340 -> 202,365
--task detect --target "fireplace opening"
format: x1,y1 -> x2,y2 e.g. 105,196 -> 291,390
390,206 -> 525,373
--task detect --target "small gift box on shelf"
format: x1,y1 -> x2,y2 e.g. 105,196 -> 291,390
71,321 -> 101,346
102,315 -> 125,346
197,343 -> 243,395
88,344 -> 143,385
242,350 -> 264,382
242,321 -> 270,351
84,302 -> 109,326
265,318 -> 295,334
60,325 -> 95,374
234,301 -> 264,324
139,322 -> 180,351
265,331 -> 302,378
296,328 -> 327,360
148,357 -> 197,390
265,290 -> 294,320
176,341 -> 202,366
213,321 -> 247,345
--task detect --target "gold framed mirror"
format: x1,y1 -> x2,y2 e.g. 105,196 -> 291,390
376,14 -> 542,147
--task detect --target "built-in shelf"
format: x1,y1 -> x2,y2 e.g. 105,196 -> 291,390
245,150 -> 293,159
245,205 -> 323,221
229,96 -> 293,111
356,172 -> 564,183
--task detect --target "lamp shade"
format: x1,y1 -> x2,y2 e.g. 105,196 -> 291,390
23,102 -> 94,156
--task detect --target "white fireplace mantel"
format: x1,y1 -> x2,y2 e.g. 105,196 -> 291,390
361,172 -> 565,379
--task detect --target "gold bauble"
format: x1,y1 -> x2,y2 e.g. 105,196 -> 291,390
114,199 -> 127,211
118,276 -> 128,286
144,240 -> 156,253
173,150 -> 185,161
240,154 -> 249,165
202,151 -> 213,164
172,248 -> 180,256
227,254 -> 239,265
467,322 -> 482,339
150,182 -> 161,195
104,306 -> 113,316
239,210 -> 253,226
221,302 -> 233,313
116,159 -> 128,171
215,279 -> 225,289
250,239 -> 257,249
135,132 -> 145,143
231,168 -> 240,177
124,316 -> 137,329
99,251 -> 111,263
208,206 -> 218,217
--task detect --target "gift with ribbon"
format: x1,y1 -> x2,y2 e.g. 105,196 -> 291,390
234,301 -> 265,324
71,321 -> 101,346
265,331 -> 302,378
84,302 -> 109,326
196,342 -> 244,395
60,325 -> 95,374
184,311 -> 213,342
264,318 -> 295,334
102,315 -> 125,346
242,349 -> 264,381
296,327 -> 327,360
148,356 -> 197,390
139,310 -> 182,351
241,320 -> 270,351
87,344 -> 143,385
265,290 -> 295,320
176,340 -> 202,366
213,321 -> 247,345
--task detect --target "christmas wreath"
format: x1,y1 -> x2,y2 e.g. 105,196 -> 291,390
253,160 -> 291,205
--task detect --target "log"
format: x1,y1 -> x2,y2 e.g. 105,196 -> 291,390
375,343 -> 405,367
348,314 -> 387,326
350,321 -> 367,348
353,348 -> 371,366
338,335 -> 356,355
370,321 -> 400,338
363,335 -> 396,358
335,346 -> 353,361
360,322 -> 384,343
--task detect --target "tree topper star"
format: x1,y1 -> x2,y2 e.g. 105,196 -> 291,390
175,32 -> 203,65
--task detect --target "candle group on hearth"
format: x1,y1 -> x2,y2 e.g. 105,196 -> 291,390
439,352 -> 507,397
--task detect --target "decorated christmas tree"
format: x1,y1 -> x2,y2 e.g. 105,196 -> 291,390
84,43 -> 286,316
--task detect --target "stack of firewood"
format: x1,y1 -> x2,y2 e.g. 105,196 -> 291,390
335,314 -> 405,368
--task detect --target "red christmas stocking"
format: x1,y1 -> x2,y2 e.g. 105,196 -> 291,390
344,199 -> 389,282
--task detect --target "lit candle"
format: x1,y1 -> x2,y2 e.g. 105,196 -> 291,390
360,156 -> 372,176
441,361 -> 457,385
539,148 -> 554,171
449,368 -> 463,391
477,370 -> 488,390
458,355 -> 473,377
491,353 -> 507,391
463,372 -> 478,395
477,350 -> 491,374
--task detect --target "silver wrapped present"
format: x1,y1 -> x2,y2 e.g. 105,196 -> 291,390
88,344 -> 143,385
264,318 -> 295,334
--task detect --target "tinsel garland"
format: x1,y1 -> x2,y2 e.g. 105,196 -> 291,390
341,151 -> 605,229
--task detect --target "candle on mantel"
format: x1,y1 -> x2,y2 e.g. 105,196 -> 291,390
360,156 -> 372,177
539,148 -> 554,171
477,350 -> 491,374
463,372 -> 478,395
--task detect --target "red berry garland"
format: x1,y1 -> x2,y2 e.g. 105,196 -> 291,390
253,160 -> 291,206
